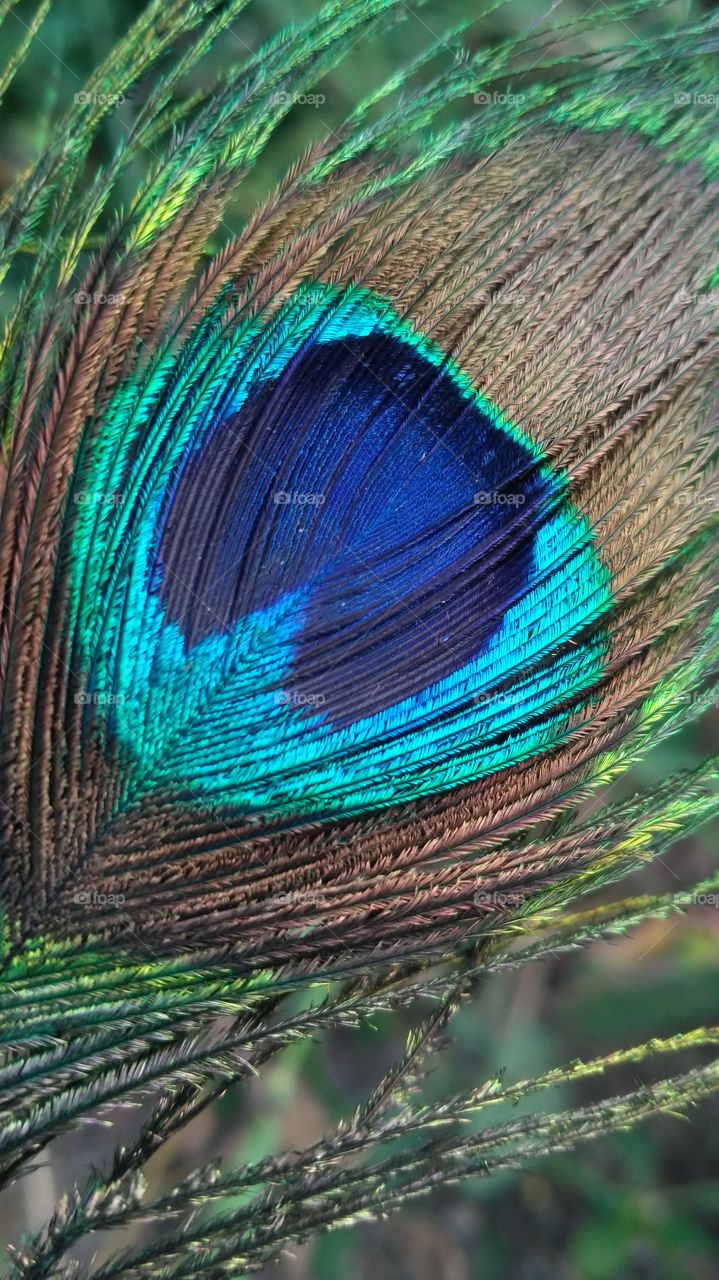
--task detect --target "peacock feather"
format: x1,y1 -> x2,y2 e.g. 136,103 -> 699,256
0,0 -> 718,1271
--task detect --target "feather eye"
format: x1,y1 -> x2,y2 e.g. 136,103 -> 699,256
69,283 -> 608,829
0,0 -> 718,984
17,119 -> 714,960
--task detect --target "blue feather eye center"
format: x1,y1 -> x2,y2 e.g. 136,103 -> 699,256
72,286 -> 610,818
156,331 -> 552,725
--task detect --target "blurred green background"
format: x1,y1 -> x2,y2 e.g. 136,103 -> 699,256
0,1 -> 718,1276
